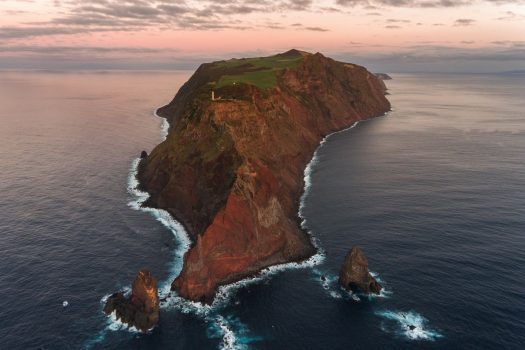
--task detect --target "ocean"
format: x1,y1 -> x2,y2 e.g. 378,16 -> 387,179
0,71 -> 524,350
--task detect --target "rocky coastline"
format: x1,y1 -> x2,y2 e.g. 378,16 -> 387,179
136,49 -> 391,303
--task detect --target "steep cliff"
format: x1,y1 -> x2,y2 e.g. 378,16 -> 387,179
138,50 -> 390,303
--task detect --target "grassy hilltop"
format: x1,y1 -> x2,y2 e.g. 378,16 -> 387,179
212,49 -> 308,89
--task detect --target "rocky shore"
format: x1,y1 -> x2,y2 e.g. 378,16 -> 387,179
104,270 -> 160,331
137,49 -> 390,303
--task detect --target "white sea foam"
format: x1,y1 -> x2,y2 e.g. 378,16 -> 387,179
157,109 -> 169,140
376,310 -> 443,341
213,250 -> 326,307
215,316 -> 237,350
310,267 -> 392,301
157,117 -> 364,313
85,286 -> 141,349
194,117 -> 374,306
159,247 -> 327,317
210,315 -> 242,350
135,109 -> 346,347
98,107 -> 191,335
347,287 -> 392,301
311,268 -> 338,293
330,291 -> 343,299
363,271 -> 392,299
123,111 -> 257,349
100,109 -> 385,347
207,314 -> 264,350
299,121 -> 359,221
126,157 -> 191,297
155,111 -> 352,312
300,120 -> 398,304
98,287 -> 146,335
100,286 -> 131,305
106,309 -> 154,333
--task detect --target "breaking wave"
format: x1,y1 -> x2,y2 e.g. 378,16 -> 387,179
127,157 -> 191,297
310,268 -> 392,301
97,111 -> 387,348
207,315 -> 264,350
375,310 -> 443,341
300,121 -> 358,213
122,109 -> 266,348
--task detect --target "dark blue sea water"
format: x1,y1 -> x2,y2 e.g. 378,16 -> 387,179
1,71 -> 524,350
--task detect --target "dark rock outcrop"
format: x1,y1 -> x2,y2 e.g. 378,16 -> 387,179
138,50 -> 390,303
140,150 -> 148,159
103,270 -> 160,331
339,246 -> 382,294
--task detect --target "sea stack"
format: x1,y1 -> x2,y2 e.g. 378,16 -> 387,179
138,49 -> 390,303
339,246 -> 382,294
103,270 -> 160,331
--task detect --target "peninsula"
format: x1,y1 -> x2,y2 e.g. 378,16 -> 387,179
137,49 -> 390,303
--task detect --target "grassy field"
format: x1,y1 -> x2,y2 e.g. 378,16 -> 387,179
214,51 -> 306,89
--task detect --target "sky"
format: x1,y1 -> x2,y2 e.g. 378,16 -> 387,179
0,0 -> 524,72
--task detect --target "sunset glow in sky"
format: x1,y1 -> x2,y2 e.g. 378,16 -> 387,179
1,0 -> 524,72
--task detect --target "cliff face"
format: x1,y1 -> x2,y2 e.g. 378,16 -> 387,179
138,50 -> 390,303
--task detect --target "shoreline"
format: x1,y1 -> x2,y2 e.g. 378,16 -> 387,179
98,108 -> 391,349
139,108 -> 323,304
134,52 -> 391,303
129,109 -> 192,298
137,108 -> 390,307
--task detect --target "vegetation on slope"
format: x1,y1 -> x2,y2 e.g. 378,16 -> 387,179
213,49 -> 307,89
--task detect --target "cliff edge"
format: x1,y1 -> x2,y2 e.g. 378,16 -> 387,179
138,49 -> 390,303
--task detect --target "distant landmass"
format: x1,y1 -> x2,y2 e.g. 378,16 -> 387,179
496,70 -> 525,76
374,73 -> 392,80
136,49 -> 391,303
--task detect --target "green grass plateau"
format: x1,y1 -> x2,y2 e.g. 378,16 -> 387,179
212,50 -> 308,89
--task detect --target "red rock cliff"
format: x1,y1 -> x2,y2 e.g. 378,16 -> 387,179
138,50 -> 390,303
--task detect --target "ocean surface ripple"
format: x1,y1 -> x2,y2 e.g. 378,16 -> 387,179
1,71 -> 524,349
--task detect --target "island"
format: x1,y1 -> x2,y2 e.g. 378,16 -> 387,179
137,49 -> 390,303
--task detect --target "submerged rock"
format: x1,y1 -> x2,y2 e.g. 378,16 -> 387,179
103,270 -> 159,332
338,246 -> 382,294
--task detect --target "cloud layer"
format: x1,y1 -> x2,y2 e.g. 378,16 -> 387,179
0,0 -> 523,72
1,0 -> 523,40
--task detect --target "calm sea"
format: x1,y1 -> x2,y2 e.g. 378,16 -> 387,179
0,71 -> 524,350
